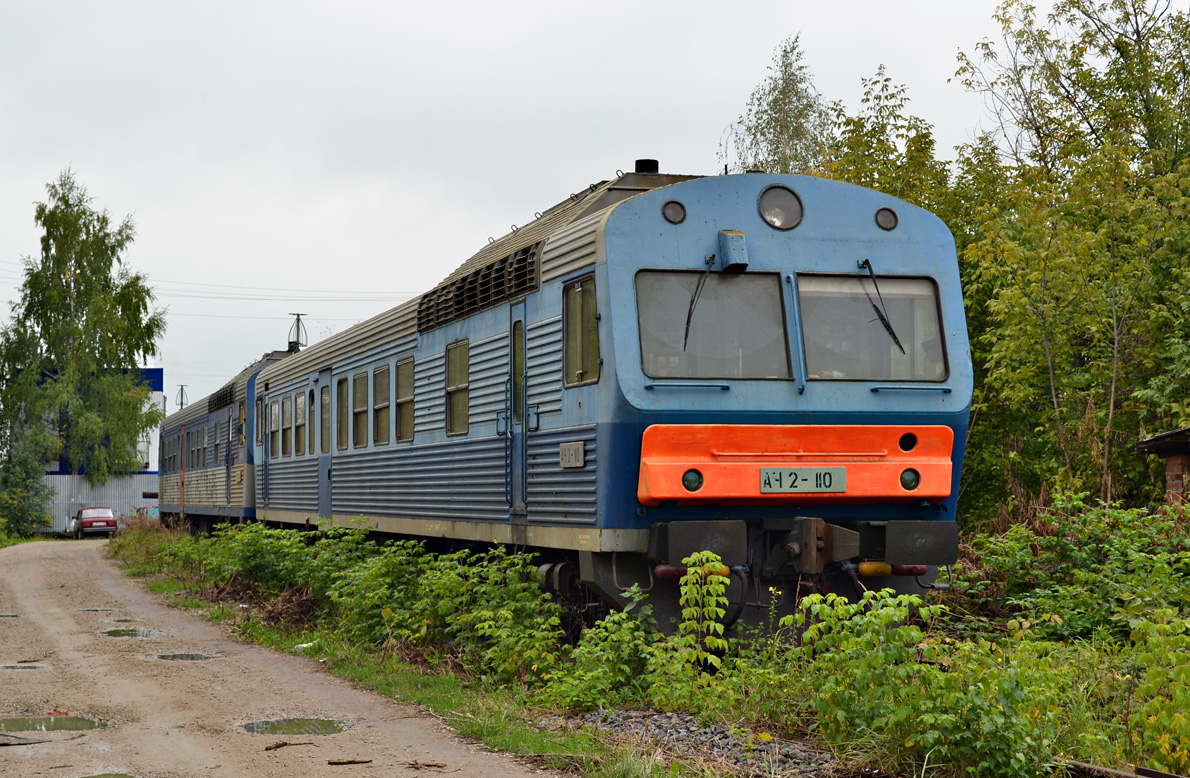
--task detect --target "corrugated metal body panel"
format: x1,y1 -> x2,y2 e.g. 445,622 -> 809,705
161,473 -> 179,506
43,474 -> 159,532
260,300 -> 422,389
540,209 -> 609,283
468,332 -> 508,426
526,316 -> 564,416
333,437 -> 508,522
527,425 -> 598,524
414,352 -> 445,435
264,457 -> 318,511
158,465 -> 249,512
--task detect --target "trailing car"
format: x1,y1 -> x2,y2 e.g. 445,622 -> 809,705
68,506 -> 118,539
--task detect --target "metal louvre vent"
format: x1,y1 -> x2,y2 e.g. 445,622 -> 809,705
207,383 -> 235,412
418,245 -> 539,333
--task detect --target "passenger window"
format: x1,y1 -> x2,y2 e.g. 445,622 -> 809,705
282,397 -> 293,457
336,379 -> 348,451
353,371 -> 368,448
321,385 -> 331,453
270,401 -> 279,458
373,365 -> 390,446
513,320 -> 524,423
446,341 -> 468,435
294,392 -> 306,456
564,277 -> 600,386
396,358 -> 414,441
308,389 -> 315,454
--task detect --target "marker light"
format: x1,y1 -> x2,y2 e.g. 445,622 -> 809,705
900,469 -> 921,491
758,185 -> 803,230
681,469 -> 704,492
875,207 -> 899,231
662,200 -> 687,224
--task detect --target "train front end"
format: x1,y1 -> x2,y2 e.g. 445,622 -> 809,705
586,173 -> 972,623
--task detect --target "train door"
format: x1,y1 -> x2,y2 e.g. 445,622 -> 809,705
508,302 -> 528,518
317,369 -> 333,520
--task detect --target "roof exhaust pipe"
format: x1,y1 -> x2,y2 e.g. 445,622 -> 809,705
635,159 -> 659,174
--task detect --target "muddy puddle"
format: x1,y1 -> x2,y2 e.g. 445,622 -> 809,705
242,718 -> 347,735
102,628 -> 163,638
0,715 -> 106,732
157,652 -> 218,661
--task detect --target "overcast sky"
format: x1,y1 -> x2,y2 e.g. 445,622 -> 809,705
1,1 -> 1031,409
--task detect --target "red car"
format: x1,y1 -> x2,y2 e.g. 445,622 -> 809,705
68,506 -> 118,539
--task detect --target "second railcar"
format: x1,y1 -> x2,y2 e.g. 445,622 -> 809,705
249,161 -> 972,624
159,350 -> 294,532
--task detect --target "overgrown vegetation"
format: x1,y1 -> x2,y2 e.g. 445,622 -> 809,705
722,2 -> 1190,529
108,499 -> 1190,776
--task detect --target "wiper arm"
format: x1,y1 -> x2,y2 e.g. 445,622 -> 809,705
858,259 -> 906,355
683,254 -> 715,351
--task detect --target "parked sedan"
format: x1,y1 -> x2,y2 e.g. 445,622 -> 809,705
68,507 -> 118,539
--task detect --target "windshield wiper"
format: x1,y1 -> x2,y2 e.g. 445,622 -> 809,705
683,254 -> 715,351
858,259 -> 906,355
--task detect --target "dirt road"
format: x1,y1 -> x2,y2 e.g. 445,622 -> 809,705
0,540 -> 556,778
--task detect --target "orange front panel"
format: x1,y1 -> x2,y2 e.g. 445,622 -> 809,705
637,425 -> 953,506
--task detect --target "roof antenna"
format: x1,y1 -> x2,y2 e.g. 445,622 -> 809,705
288,312 -> 308,352
175,385 -> 188,410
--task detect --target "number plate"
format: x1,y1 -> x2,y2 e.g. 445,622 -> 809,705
759,467 -> 846,493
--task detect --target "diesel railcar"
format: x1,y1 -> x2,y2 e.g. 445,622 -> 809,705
165,161 -> 973,624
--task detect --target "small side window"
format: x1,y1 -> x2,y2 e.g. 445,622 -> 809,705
353,371 -> 368,448
564,276 -> 600,386
446,340 -> 469,435
321,385 -> 331,454
308,389 -> 315,454
294,393 -> 306,457
396,358 -> 414,442
373,365 -> 390,446
336,378 -> 348,451
282,396 -> 293,457
270,401 -> 280,458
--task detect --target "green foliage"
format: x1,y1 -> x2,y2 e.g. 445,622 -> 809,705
951,495 -> 1190,641
0,435 -> 54,536
540,586 -> 658,711
0,170 -> 166,486
719,36 -> 830,174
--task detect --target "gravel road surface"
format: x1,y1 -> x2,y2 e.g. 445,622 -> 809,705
0,540 -> 557,778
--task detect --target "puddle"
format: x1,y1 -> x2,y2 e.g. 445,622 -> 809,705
0,715 -> 106,732
76,608 -> 114,613
79,774 -> 139,778
157,653 -> 218,661
0,613 -> 17,618
111,618 -> 138,623
242,718 -> 347,735
1,665 -> 44,670
101,628 -> 163,639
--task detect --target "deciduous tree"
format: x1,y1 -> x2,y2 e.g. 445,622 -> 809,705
0,171 -> 166,494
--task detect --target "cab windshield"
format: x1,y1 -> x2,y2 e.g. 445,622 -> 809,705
797,274 -> 947,381
636,270 -> 791,379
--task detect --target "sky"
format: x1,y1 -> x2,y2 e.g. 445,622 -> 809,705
0,0 -> 1031,410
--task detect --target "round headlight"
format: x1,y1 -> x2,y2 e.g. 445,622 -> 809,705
758,185 -> 803,230
875,207 -> 898,231
662,200 -> 686,224
900,469 -> 920,491
681,469 -> 704,492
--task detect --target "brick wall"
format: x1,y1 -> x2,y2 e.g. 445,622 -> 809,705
1167,455 -> 1190,505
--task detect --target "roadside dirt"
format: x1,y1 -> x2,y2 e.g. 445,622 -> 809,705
0,540 -> 559,778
